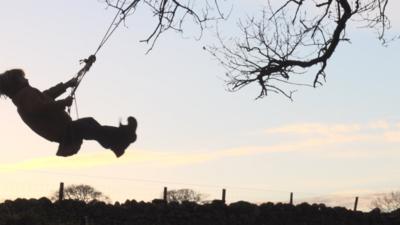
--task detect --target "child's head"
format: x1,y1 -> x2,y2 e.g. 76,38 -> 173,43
0,69 -> 28,98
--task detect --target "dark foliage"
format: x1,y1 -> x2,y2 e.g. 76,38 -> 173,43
1,198 -> 400,225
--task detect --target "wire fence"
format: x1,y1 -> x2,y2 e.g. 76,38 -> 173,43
0,169 -> 381,212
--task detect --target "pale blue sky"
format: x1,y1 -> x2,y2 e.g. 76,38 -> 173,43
0,0 -> 399,210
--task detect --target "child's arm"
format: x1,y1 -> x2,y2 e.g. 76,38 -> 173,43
43,78 -> 78,99
43,83 -> 67,99
19,94 -> 73,114
38,97 -> 73,112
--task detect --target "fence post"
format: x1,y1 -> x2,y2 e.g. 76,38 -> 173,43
222,189 -> 226,203
163,187 -> 168,202
290,192 -> 293,205
354,196 -> 359,211
58,182 -> 64,201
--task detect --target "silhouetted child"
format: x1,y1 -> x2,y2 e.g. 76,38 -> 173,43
0,69 -> 137,157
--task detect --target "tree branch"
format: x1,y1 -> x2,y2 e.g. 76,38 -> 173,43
208,0 -> 391,99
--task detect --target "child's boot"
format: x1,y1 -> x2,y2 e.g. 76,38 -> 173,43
110,116 -> 137,157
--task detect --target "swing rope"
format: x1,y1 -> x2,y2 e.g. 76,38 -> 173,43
67,0 -> 138,117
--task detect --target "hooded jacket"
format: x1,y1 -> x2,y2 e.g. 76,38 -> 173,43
11,83 -> 72,143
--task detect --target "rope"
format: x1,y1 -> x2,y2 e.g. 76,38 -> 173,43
67,0 -> 139,117
94,2 -> 123,55
67,55 -> 96,115
94,0 -> 139,55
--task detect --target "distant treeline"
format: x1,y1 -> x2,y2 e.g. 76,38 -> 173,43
1,198 -> 399,225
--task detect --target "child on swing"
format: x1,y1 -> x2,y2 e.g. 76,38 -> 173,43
0,69 -> 137,157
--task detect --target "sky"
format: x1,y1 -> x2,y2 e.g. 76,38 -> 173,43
0,0 -> 399,211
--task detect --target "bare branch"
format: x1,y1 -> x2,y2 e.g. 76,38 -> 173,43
208,0 -> 392,99
103,0 -> 227,52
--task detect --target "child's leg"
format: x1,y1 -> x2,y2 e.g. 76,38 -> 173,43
70,117 -> 119,149
67,117 -> 137,157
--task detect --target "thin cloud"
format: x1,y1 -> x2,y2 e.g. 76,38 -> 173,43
383,131 -> 400,142
368,120 -> 390,129
2,120 -> 399,171
266,120 -> 398,137
0,149 -> 216,172
265,123 -> 362,136
0,135 -> 376,172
